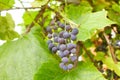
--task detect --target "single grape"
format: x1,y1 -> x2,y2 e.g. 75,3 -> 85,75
57,21 -> 61,26
48,43 -> 54,50
47,34 -> 52,39
59,62 -> 68,70
63,32 -> 70,39
58,38 -> 65,44
52,46 -> 58,53
63,50 -> 69,56
71,34 -> 77,41
58,51 -> 64,58
67,64 -> 73,70
59,31 -> 64,38
66,25 -> 71,31
54,37 -> 58,43
59,23 -> 65,29
71,28 -> 79,35
53,33 -> 58,37
62,57 -> 69,63
70,48 -> 76,53
70,55 -> 77,62
47,40 -> 52,44
67,43 -> 76,50
46,26 -> 52,33
59,62 -> 64,68
59,44 -> 66,51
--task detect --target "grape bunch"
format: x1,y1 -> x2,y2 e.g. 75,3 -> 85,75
46,21 -> 79,70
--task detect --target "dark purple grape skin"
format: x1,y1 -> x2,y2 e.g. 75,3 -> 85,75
70,55 -> 77,62
59,44 -> 67,51
47,40 -> 52,45
71,34 -> 76,41
62,57 -> 69,63
52,47 -> 58,53
67,64 -> 73,70
63,32 -> 70,39
47,34 -> 52,39
58,38 -> 65,44
59,31 -> 64,38
53,33 -> 58,37
66,25 -> 71,31
62,65 -> 68,70
58,51 -> 64,58
48,43 -> 54,50
70,48 -> 76,53
59,23 -> 65,29
71,28 -> 79,35
54,37 -> 58,43
46,26 -> 52,33
67,43 -> 76,50
63,50 -> 69,56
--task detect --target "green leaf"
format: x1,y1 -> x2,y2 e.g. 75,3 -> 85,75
34,60 -> 106,80
77,11 -> 115,41
0,13 -> 19,40
0,0 -> 14,10
23,11 -> 39,26
94,51 -> 120,76
65,1 -> 92,24
0,28 -> 54,80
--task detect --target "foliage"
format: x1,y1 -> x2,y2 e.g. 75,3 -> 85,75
0,0 -> 120,80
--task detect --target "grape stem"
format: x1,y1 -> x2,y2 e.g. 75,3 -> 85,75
78,41 -> 94,63
103,33 -> 117,64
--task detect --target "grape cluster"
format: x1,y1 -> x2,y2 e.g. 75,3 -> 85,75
46,21 -> 79,70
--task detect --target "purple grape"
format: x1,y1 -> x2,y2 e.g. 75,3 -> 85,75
59,44 -> 66,51
58,38 -> 65,44
71,34 -> 76,41
52,47 -> 58,53
71,28 -> 79,35
59,23 -> 65,29
46,26 -> 52,33
67,64 -> 73,69
67,43 -> 76,50
57,21 -> 61,25
63,32 -> 70,39
70,48 -> 76,53
59,31 -> 64,38
54,37 -> 58,43
63,50 -> 69,56
66,25 -> 71,31
53,33 -> 58,37
48,43 -> 54,50
62,57 -> 69,63
47,34 -> 52,39
58,51 -> 64,58
62,65 -> 68,70
70,55 -> 77,62
59,62 -> 64,68
47,40 -> 52,44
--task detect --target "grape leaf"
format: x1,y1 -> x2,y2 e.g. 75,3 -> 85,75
0,13 -> 19,40
34,60 -> 106,80
0,27 -> 55,80
0,0 -> 14,10
23,11 -> 39,26
95,52 -> 120,76
77,11 -> 115,41
65,1 -> 92,24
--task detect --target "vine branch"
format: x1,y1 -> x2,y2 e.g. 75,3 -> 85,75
103,33 -> 117,63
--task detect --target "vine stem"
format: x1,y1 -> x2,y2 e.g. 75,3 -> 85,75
25,0 -> 50,33
103,33 -> 117,63
78,41 -> 94,63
